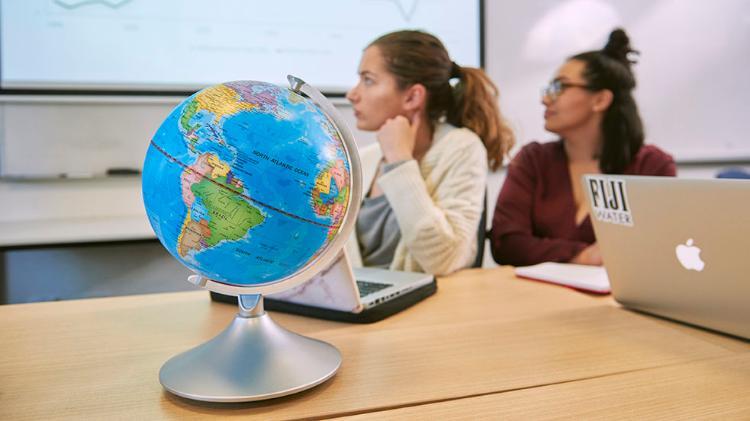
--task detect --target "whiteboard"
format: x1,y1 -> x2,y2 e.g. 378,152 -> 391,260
1,0 -> 481,95
486,0 -> 750,162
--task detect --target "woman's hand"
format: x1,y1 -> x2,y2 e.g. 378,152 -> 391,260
376,114 -> 421,163
571,243 -> 603,266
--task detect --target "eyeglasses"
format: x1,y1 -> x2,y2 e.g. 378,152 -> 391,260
541,80 -> 593,101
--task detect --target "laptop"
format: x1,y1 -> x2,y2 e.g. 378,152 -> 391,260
210,250 -> 436,323
583,174 -> 750,339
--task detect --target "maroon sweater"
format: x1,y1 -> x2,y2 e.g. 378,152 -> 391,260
490,140 -> 676,266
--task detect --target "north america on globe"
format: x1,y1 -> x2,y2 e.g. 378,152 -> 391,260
142,81 -> 351,286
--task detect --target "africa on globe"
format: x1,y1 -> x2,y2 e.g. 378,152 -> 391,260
142,80 -> 352,287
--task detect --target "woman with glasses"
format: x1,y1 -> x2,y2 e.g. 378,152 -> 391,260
344,30 -> 514,275
489,28 -> 675,267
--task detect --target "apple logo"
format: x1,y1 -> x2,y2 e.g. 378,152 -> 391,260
675,238 -> 705,271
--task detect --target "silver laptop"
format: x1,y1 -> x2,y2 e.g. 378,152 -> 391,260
268,250 -> 435,314
583,174 -> 750,339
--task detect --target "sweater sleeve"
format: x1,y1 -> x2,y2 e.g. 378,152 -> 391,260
377,139 -> 487,276
635,145 -> 677,176
489,144 -> 588,266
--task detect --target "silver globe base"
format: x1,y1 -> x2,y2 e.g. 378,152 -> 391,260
159,294 -> 341,402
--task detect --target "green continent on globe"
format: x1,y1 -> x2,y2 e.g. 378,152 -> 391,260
179,100 -> 200,133
177,153 -> 265,257
191,178 -> 265,246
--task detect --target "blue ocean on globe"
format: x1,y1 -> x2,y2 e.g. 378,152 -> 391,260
142,81 -> 351,286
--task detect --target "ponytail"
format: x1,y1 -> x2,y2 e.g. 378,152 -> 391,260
448,66 -> 515,171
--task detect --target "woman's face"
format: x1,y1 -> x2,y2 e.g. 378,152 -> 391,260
542,59 -> 601,135
346,46 -> 409,131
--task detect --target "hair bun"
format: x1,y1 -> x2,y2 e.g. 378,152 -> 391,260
603,28 -> 638,67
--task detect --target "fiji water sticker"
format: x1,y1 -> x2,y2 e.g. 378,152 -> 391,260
586,176 -> 633,226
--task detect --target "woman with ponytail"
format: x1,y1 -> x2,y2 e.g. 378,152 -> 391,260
490,28 -> 675,267
344,30 -> 514,275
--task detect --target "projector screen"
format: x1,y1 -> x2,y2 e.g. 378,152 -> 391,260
1,0 -> 482,95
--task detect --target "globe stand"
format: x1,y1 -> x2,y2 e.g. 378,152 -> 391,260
159,294 -> 341,402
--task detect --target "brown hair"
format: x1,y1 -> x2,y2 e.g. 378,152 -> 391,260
369,30 -> 514,171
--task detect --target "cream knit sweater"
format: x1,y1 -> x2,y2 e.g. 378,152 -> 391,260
344,122 -> 488,276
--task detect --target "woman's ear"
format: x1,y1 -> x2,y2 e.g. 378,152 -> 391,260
403,83 -> 427,112
592,89 -> 614,112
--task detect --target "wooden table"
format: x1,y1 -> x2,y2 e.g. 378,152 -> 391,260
1,267 -> 748,420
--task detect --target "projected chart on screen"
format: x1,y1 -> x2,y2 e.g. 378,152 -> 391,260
52,0 -> 133,10
0,0 -> 480,94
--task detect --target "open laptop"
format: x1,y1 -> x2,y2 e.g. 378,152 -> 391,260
583,174 -> 749,339
210,250 -> 436,323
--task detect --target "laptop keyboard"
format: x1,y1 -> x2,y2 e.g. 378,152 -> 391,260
356,280 -> 392,298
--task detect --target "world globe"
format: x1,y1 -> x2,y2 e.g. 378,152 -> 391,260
143,79 -> 357,290
147,77 -> 361,402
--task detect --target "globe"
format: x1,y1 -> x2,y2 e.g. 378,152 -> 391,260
148,77 -> 360,402
142,79 -> 357,290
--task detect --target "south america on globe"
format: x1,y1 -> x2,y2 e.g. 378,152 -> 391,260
142,81 -> 351,286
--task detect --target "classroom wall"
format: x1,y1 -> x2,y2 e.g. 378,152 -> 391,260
485,0 -> 750,162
